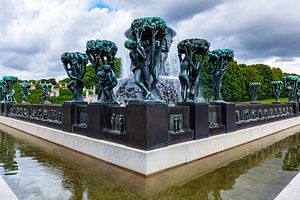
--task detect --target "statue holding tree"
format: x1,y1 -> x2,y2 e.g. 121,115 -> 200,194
61,52 -> 89,102
0,80 -> 4,102
125,17 -> 169,100
41,82 -> 52,104
283,76 -> 299,102
86,40 -> 118,104
249,82 -> 260,102
271,81 -> 283,103
208,49 -> 234,102
20,81 -> 32,104
177,38 -> 210,102
2,76 -> 18,103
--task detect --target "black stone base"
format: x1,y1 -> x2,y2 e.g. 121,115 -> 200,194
177,102 -> 209,139
210,102 -> 236,133
62,101 -> 87,132
126,101 -> 168,150
168,105 -> 194,144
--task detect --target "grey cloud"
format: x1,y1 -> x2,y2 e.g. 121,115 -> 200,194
2,56 -> 30,71
102,0 -> 224,24
175,0 -> 300,62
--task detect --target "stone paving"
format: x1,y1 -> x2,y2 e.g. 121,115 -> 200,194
0,175 -> 18,200
275,172 -> 300,200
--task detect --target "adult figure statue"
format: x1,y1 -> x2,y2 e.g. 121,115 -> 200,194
86,39 -> 118,103
271,81 -> 283,103
20,81 -> 32,104
249,82 -> 260,102
61,52 -> 88,102
125,17 -> 169,100
2,76 -> 18,103
125,39 -> 151,98
0,80 -> 4,102
208,49 -> 234,102
177,39 -> 210,102
41,82 -> 52,104
283,76 -> 299,102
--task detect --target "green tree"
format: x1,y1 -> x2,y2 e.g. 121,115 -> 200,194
222,61 -> 246,102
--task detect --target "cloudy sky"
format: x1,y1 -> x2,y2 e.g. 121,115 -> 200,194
1,0 -> 300,80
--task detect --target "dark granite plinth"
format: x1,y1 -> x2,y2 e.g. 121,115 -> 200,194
62,101 -> 87,132
126,101 -> 168,150
168,106 -> 194,144
0,103 -> 3,116
290,102 -> 299,115
211,102 -> 236,133
177,102 -> 209,139
87,103 -> 106,139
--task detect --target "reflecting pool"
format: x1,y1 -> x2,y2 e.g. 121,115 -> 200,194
0,124 -> 299,200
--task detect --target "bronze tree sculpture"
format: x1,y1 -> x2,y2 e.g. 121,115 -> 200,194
208,49 -> 234,102
41,82 -> 52,104
20,81 -> 32,104
283,76 -> 299,102
125,17 -> 170,100
86,40 -> 118,104
2,76 -> 18,103
249,82 -> 260,102
177,39 -> 210,102
61,52 -> 88,102
0,80 -> 4,102
271,81 -> 283,103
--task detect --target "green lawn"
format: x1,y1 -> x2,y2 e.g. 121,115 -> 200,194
237,98 -> 288,104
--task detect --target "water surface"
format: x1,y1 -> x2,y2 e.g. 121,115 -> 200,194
0,124 -> 299,200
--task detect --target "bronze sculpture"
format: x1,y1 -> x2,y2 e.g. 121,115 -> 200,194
177,39 -> 210,102
2,76 -> 18,103
61,52 -> 88,102
41,82 -> 52,104
20,81 -> 32,104
86,40 -> 118,104
125,17 -> 170,100
249,82 -> 260,102
283,76 -> 299,102
208,49 -> 234,102
271,81 -> 283,103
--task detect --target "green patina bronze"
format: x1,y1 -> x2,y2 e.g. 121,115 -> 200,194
61,52 -> 89,102
2,76 -> 18,103
41,82 -> 52,104
125,17 -> 169,100
249,82 -> 260,102
208,49 -> 234,102
271,81 -> 283,102
177,38 -> 210,102
283,76 -> 299,102
20,81 -> 32,104
86,40 -> 118,104
0,80 -> 4,102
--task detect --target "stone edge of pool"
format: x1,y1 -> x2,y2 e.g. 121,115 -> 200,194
275,172 -> 300,200
0,175 -> 19,200
0,116 -> 300,176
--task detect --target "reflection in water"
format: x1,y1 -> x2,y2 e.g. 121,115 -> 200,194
0,132 -> 18,175
0,124 -> 300,200
282,134 -> 300,171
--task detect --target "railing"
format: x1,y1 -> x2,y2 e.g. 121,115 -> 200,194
235,103 -> 294,130
6,104 -> 63,129
0,101 -> 298,150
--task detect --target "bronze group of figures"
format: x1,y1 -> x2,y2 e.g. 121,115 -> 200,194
62,40 -> 118,104
250,76 -> 300,103
61,17 -> 235,104
0,76 -> 18,103
0,76 -> 54,104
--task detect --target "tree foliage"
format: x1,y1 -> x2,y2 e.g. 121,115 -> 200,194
199,60 -> 292,102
